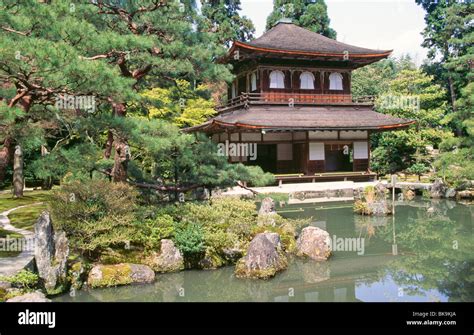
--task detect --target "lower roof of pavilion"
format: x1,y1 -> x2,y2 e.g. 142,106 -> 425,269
186,105 -> 415,134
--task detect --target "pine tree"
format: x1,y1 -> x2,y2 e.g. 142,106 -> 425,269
200,0 -> 255,46
1,0 -> 272,195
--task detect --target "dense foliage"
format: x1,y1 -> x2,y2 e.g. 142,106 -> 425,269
50,179 -> 140,257
0,0 -> 273,194
266,0 -> 336,38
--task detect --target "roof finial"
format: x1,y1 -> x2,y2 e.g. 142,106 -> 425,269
276,18 -> 293,25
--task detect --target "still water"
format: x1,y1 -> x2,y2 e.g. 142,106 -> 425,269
55,198 -> 473,302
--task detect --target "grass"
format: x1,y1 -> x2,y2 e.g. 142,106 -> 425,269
0,190 -> 51,213
0,228 -> 22,239
9,204 -> 47,231
0,190 -> 51,231
0,228 -> 23,258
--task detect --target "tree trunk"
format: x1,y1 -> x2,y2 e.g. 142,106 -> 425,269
104,130 -> 114,159
13,145 -> 24,198
111,139 -> 129,183
0,137 -> 14,184
41,176 -> 53,190
110,102 -> 129,183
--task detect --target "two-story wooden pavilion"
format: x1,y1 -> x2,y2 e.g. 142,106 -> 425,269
188,21 -> 414,183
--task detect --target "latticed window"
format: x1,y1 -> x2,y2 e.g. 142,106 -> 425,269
269,70 -> 285,89
300,71 -> 315,89
329,72 -> 343,90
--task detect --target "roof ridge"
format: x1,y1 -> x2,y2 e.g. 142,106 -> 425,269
245,22 -> 391,55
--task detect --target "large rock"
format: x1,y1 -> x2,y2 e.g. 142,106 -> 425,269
87,263 -> 155,288
222,247 -> 243,263
430,179 -> 447,198
445,188 -> 456,198
296,226 -> 331,261
7,291 -> 51,302
367,201 -> 392,216
198,248 -> 226,270
145,239 -> 184,273
402,188 -> 416,200
258,197 -> 278,227
235,232 -> 287,279
374,183 -> 388,201
34,211 -> 69,294
457,189 -> 474,199
68,259 -> 87,290
259,197 -> 276,215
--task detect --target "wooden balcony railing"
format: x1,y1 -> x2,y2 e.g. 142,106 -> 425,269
218,92 -> 374,111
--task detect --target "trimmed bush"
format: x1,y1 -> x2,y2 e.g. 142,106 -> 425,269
49,179 -> 140,258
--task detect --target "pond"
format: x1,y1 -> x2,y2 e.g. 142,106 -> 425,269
54,198 -> 473,302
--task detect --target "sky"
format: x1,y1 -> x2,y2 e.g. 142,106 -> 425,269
240,0 -> 428,65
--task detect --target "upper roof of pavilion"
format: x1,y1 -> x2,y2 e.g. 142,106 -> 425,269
224,21 -> 392,68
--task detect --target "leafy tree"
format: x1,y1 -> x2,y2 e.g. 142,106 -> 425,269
371,66 -> 453,175
406,163 -> 429,181
138,80 -> 217,127
266,0 -> 336,38
416,1 -> 473,130
0,0 -> 234,185
351,59 -> 397,99
416,1 -> 473,187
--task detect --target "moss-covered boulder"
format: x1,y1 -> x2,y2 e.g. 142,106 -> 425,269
296,226 -> 331,261
7,291 -> 51,302
144,239 -> 184,273
67,259 -> 88,290
87,263 -> 155,288
198,248 -> 226,270
235,232 -> 288,280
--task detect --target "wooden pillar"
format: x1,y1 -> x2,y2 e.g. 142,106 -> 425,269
367,130 -> 371,172
348,72 -> 352,98
320,71 -> 325,94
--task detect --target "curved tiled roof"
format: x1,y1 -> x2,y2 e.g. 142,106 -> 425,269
186,106 -> 414,133
237,22 -> 391,57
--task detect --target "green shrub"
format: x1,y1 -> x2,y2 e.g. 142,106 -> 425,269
49,179 -> 140,258
136,214 -> 175,252
0,270 -> 39,291
173,222 -> 205,257
204,230 -> 238,252
407,163 -> 429,181
181,198 -> 256,230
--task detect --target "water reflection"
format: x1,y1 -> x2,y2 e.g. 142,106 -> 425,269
54,198 -> 473,302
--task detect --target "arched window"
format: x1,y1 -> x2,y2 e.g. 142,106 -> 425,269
269,70 -> 285,89
299,71 -> 315,90
250,72 -> 257,91
329,72 -> 343,90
